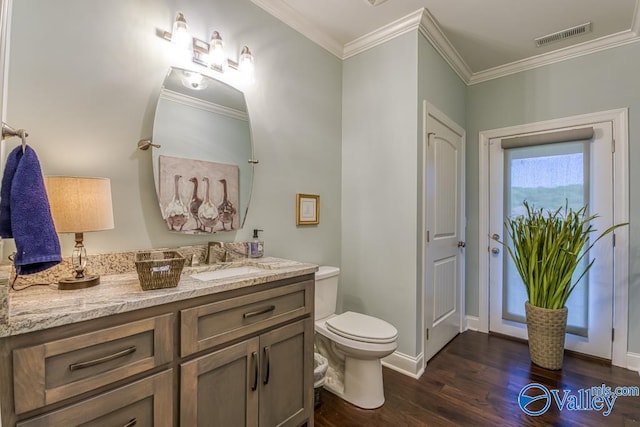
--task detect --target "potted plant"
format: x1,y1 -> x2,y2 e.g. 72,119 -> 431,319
502,201 -> 625,370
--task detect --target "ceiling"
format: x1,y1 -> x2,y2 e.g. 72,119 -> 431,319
251,0 -> 640,84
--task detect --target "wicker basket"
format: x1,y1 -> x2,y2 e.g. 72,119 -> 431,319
525,302 -> 568,370
135,251 -> 185,291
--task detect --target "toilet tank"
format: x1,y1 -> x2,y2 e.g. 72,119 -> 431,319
314,266 -> 340,320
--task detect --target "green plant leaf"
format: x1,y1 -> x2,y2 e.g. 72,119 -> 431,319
499,201 -> 627,309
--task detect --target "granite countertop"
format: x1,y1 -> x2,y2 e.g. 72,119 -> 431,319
0,257 -> 317,338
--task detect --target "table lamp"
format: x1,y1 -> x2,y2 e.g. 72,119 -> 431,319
45,176 -> 114,290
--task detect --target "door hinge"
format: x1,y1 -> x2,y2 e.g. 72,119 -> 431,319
612,328 -> 615,341
427,230 -> 430,243
426,328 -> 429,341
612,138 -> 616,153
613,232 -> 616,248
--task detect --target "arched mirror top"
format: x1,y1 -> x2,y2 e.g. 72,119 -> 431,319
152,67 -> 253,234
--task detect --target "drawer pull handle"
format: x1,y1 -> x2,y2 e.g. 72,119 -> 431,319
123,418 -> 137,427
69,346 -> 137,371
251,351 -> 258,391
263,346 -> 270,385
243,305 -> 276,319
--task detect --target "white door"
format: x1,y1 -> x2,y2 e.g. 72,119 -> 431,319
488,122 -> 615,359
424,102 -> 465,362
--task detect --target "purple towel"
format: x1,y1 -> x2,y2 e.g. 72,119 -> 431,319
0,145 -> 61,274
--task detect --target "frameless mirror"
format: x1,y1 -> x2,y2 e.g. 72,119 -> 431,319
152,67 -> 254,234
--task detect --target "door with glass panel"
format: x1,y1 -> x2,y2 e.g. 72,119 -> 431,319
488,122 -> 615,359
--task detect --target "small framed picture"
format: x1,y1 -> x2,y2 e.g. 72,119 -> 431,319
296,193 -> 319,225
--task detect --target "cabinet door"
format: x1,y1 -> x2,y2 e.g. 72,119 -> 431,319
259,319 -> 313,427
181,338 -> 259,427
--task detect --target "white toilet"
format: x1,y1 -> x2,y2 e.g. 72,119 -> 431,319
314,266 -> 398,409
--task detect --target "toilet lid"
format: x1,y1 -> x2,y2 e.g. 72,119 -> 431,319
326,311 -> 398,344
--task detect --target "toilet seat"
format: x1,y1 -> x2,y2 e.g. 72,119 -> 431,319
325,311 -> 398,344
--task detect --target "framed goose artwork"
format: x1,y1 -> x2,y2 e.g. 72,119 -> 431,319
158,155 -> 239,234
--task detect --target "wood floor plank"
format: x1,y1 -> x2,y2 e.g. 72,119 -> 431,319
314,331 -> 640,426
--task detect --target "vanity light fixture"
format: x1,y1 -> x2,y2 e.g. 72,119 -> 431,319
160,13 -> 255,82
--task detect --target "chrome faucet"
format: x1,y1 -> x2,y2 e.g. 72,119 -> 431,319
207,242 -> 248,263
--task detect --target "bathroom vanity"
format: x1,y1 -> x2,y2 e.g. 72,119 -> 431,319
0,258 -> 316,427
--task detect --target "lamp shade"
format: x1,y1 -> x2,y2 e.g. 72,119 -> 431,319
44,176 -> 114,233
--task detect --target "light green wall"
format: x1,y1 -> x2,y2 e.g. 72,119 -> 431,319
466,42 -> 640,353
341,31 -> 465,356
342,32 -> 419,355
418,36 -> 466,127
5,0 -> 342,266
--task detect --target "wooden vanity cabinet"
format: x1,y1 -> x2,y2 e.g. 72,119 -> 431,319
0,273 -> 315,427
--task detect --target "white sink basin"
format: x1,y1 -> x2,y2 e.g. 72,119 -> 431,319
190,266 -> 264,281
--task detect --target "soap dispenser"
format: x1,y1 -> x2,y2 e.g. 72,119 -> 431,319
249,229 -> 264,258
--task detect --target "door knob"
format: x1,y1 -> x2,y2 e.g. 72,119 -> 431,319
491,233 -> 500,241
491,247 -> 500,255
457,241 -> 466,248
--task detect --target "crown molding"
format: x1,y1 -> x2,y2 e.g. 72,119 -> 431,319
252,0 -> 640,86
417,8 -> 472,84
342,9 -> 423,59
468,29 -> 640,85
250,0 -> 344,58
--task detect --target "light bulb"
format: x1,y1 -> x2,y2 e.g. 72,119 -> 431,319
238,46 -> 255,83
208,31 -> 226,69
172,12 -> 190,51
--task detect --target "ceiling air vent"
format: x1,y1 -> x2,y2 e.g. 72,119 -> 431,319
534,22 -> 592,47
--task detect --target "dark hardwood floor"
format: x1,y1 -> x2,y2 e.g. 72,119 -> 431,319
314,331 -> 640,426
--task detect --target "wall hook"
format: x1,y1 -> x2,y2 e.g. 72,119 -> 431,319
137,139 -> 161,151
1,123 -> 28,140
2,123 -> 29,153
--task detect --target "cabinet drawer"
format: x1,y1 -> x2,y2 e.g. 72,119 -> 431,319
13,313 -> 174,414
181,280 -> 312,357
17,370 -> 173,427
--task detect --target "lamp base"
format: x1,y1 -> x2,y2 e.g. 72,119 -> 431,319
58,275 -> 100,290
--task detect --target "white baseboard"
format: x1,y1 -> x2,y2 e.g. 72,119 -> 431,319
466,315 -> 480,331
627,352 -> 640,374
382,351 -> 424,379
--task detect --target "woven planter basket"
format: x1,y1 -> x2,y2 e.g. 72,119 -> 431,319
525,302 -> 568,370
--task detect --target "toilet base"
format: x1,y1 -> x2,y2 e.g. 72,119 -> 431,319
323,356 -> 385,409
